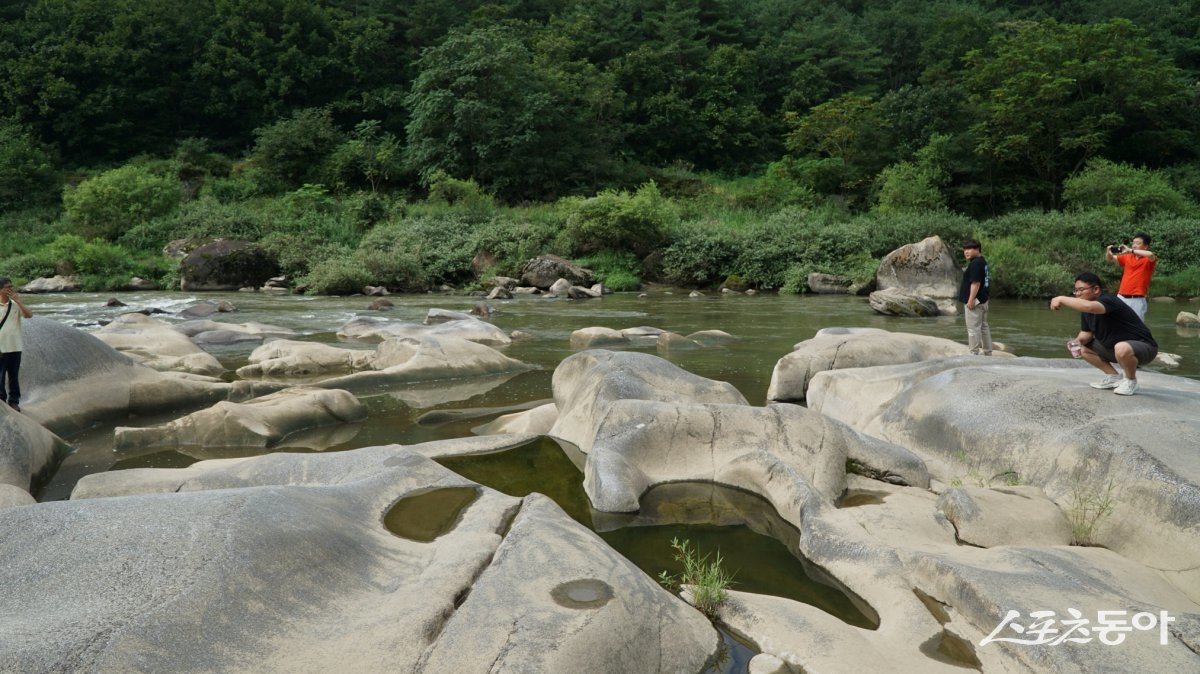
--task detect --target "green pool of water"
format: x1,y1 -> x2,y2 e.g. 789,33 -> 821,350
436,437 -> 878,630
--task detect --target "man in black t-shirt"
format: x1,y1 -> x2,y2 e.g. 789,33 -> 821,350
959,239 -> 992,355
1050,271 -> 1158,396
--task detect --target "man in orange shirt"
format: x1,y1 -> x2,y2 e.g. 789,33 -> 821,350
1106,232 -> 1156,323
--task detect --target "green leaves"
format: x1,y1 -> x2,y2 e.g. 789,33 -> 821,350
963,19 -> 1195,207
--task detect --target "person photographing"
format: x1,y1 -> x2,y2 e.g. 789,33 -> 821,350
0,276 -> 33,412
1106,233 -> 1156,323
1050,272 -> 1157,396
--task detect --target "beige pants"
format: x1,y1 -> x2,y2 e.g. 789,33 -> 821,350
965,301 -> 993,355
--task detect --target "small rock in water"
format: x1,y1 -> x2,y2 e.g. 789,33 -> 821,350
105,298 -> 126,307
367,299 -> 394,311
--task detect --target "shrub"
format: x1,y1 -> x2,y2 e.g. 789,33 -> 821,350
120,197 -> 263,252
303,254 -> 374,295
1153,267 -> 1200,297
0,252 -> 54,282
560,182 -> 678,258
873,160 -> 945,214
658,225 -> 741,286
63,163 -> 181,240
0,206 -> 65,256
352,214 -> 477,290
34,234 -> 159,290
1062,159 -> 1195,219
426,169 -> 496,214
576,250 -> 643,291
983,237 -> 1074,298
471,215 -> 562,276
205,170 -> 269,202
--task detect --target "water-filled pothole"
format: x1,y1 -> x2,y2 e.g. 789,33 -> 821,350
110,450 -> 200,471
920,630 -> 983,670
837,490 -> 888,508
550,579 -> 614,609
384,486 -> 479,542
436,437 -> 877,629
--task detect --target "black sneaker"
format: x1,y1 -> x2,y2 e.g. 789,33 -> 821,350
7,402 -> 17,412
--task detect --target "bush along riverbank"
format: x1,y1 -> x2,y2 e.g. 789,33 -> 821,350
4,167 -> 1200,299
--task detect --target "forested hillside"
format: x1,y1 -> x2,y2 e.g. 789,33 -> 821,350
1,0 -> 1198,295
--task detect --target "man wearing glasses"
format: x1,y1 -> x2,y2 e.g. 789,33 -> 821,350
1050,272 -> 1157,396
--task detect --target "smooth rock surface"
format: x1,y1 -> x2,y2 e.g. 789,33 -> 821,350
583,401 -> 929,513
17,445 -> 718,672
549,350 -> 748,454
17,318 -> 233,435
112,386 -> 366,450
0,403 -> 69,491
767,327 -> 971,402
337,316 -> 511,346
935,486 -> 1072,547
808,356 -> 1200,581
876,235 -> 960,299
94,313 -> 225,376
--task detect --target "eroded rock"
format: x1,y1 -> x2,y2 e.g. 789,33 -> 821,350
767,328 -> 972,403
113,387 -> 365,450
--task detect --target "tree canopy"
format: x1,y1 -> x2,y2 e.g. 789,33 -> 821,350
0,0 -> 1196,212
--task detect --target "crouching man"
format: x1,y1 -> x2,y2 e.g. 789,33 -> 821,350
1050,272 -> 1157,396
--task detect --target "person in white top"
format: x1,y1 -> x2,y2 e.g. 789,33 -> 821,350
0,276 -> 33,412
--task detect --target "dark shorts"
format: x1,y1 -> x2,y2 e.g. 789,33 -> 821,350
1088,339 -> 1157,366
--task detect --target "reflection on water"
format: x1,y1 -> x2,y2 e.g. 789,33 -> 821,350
437,438 -> 878,629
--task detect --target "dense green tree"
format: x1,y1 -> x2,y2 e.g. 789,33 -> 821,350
191,0 -> 353,147
250,107 -> 344,189
405,24 -> 617,201
0,118 -> 58,209
962,19 -> 1197,208
784,93 -> 890,200
0,0 -> 211,161
325,120 -> 405,193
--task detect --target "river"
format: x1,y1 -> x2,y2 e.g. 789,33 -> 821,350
28,289 -> 1200,501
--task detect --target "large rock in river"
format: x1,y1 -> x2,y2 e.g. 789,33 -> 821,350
0,444 -> 718,672
112,386 -> 366,451
876,235 -> 960,299
179,239 -> 280,291
520,254 -> 593,289
549,350 -> 748,453
808,356 -> 1200,584
17,318 -> 234,435
94,312 -> 225,376
338,315 -> 511,346
0,403 -> 69,493
767,327 -> 971,403
868,287 -> 941,317
583,400 -> 929,513
236,335 -> 531,390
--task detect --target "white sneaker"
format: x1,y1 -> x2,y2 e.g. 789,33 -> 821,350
1089,374 -> 1122,390
1114,379 -> 1139,396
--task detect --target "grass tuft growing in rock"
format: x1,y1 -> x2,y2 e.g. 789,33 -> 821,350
657,537 -> 735,618
1068,479 -> 1117,546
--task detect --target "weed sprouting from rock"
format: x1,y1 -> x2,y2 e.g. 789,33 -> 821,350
657,537 -> 735,618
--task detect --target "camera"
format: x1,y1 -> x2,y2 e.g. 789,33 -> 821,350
1107,244 -> 1123,255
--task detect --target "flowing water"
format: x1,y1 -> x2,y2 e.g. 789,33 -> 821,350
25,289 -> 1200,667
